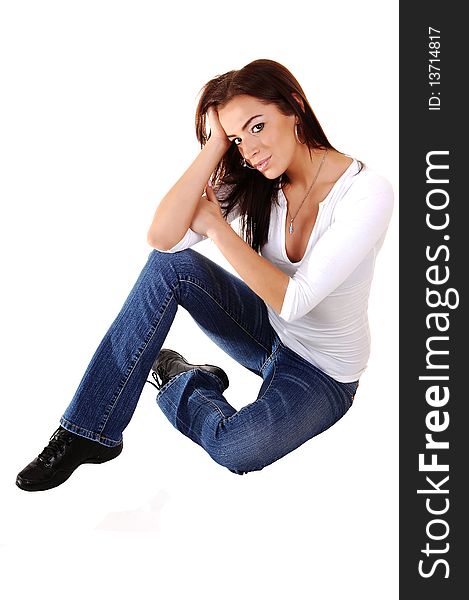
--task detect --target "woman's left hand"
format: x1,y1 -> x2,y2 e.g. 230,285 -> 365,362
190,180 -> 226,238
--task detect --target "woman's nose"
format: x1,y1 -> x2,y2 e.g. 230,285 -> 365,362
242,140 -> 260,163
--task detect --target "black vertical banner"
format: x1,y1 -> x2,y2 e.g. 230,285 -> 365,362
400,2 -> 466,596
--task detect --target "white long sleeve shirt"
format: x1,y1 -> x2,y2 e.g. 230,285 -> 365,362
158,159 -> 394,382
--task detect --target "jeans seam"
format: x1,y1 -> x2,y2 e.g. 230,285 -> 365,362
180,276 -> 273,356
99,288 -> 176,436
259,341 -> 282,373
155,370 -> 188,395
60,417 -> 121,446
157,389 -> 204,445
224,346 -> 279,426
194,388 -> 227,419
258,349 -> 278,402
156,370 -> 227,430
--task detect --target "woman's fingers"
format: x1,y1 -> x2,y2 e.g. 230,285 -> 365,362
205,178 -> 216,200
206,106 -> 230,147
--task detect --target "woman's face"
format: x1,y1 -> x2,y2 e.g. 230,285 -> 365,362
217,94 -> 297,179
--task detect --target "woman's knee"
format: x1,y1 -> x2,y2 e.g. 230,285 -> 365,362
149,247 -> 200,263
146,248 -> 206,276
205,432 -> 275,475
215,452 -> 266,475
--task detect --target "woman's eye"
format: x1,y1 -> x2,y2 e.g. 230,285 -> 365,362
233,123 -> 264,146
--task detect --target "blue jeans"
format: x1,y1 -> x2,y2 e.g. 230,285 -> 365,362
60,248 -> 358,475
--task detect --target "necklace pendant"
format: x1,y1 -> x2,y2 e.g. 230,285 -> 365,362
289,220 -> 294,235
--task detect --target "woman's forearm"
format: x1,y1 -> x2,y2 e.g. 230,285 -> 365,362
147,137 -> 229,250
209,221 -> 290,314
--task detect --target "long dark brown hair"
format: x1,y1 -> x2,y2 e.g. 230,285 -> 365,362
195,59 -> 344,253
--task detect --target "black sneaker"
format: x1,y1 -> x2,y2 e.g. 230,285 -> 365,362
16,426 -> 123,492
147,348 -> 229,392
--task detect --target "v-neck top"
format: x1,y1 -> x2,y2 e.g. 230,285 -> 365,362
159,159 -> 394,382
277,158 -> 357,266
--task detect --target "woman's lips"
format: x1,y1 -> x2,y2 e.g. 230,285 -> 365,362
255,156 -> 271,172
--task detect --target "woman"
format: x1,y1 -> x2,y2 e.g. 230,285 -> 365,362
16,59 -> 394,491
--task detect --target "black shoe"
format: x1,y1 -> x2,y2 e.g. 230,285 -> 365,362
16,426 -> 123,492
147,348 -> 229,392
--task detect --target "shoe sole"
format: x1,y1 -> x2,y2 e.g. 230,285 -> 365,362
15,444 -> 123,492
158,349 -> 230,391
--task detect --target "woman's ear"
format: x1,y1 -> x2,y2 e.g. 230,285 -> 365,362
291,92 -> 305,113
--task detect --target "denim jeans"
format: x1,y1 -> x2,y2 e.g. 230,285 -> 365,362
60,248 -> 359,475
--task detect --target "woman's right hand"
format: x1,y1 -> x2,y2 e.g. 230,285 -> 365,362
206,106 -> 231,150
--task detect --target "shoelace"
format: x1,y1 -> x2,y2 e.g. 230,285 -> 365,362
146,367 -> 165,390
38,428 -> 74,464
146,357 -> 175,390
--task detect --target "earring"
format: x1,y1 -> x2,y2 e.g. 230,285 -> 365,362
242,158 -> 256,169
294,122 -> 303,144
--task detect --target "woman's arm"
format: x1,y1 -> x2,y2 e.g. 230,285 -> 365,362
209,220 -> 290,315
204,172 -> 393,320
278,173 -> 394,322
147,136 -> 229,250
147,107 -> 231,251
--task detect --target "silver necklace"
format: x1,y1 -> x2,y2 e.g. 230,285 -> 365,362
286,148 -> 328,235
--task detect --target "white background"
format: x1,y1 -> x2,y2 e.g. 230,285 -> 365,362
0,1 -> 398,598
